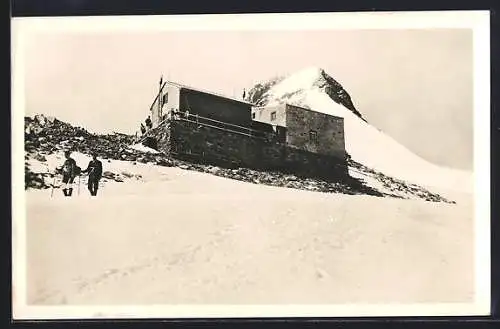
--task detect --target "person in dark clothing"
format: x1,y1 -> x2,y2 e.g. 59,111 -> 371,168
57,151 -> 77,196
82,153 -> 103,196
145,116 -> 152,130
140,123 -> 146,135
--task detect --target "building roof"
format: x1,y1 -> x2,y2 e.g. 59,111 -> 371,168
161,80 -> 256,106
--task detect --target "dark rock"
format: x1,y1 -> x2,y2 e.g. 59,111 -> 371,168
155,158 -> 172,167
121,171 -> 134,178
34,154 -> 46,162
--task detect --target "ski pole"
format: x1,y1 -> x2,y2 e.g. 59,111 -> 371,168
50,175 -> 55,198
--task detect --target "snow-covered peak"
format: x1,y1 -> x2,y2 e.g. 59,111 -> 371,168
281,66 -> 325,86
247,66 -> 472,193
269,66 -> 325,99
247,66 -> 364,121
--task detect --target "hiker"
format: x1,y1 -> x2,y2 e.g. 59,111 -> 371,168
82,152 -> 103,196
140,123 -> 146,135
145,116 -> 152,130
56,151 -> 78,197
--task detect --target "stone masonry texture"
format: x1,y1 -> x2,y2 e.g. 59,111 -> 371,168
146,118 -> 348,181
285,104 -> 346,161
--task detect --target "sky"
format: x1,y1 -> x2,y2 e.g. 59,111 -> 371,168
23,28 -> 473,170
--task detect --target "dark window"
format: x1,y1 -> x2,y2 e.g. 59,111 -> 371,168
252,112 -> 256,119
162,93 -> 168,105
309,130 -> 318,143
271,111 -> 277,121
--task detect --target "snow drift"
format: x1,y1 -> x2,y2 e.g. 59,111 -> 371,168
247,66 -> 473,193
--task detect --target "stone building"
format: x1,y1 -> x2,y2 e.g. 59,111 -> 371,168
143,80 -> 348,180
252,104 -> 346,161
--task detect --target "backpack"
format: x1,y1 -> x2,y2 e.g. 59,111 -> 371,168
72,165 -> 82,177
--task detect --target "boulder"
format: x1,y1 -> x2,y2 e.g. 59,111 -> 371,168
34,154 -> 46,162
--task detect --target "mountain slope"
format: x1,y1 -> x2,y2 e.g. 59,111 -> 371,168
25,167 -> 473,306
246,66 -> 472,194
24,114 -> 453,203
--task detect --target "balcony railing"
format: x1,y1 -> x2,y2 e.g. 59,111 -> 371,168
163,110 -> 279,140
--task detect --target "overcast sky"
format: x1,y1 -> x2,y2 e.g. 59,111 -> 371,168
23,28 -> 473,169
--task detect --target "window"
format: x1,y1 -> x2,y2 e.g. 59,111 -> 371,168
252,112 -> 256,119
162,93 -> 168,105
270,111 -> 277,121
309,130 -> 318,143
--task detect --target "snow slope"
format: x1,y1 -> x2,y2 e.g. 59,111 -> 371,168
260,66 -> 473,193
26,145 -> 455,203
24,163 -> 473,306
21,118 -> 474,309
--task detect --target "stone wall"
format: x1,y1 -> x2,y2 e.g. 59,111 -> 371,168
285,104 -> 346,160
144,120 -> 173,154
168,119 -> 282,170
284,146 -> 348,179
250,104 -> 346,162
146,118 -> 348,180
